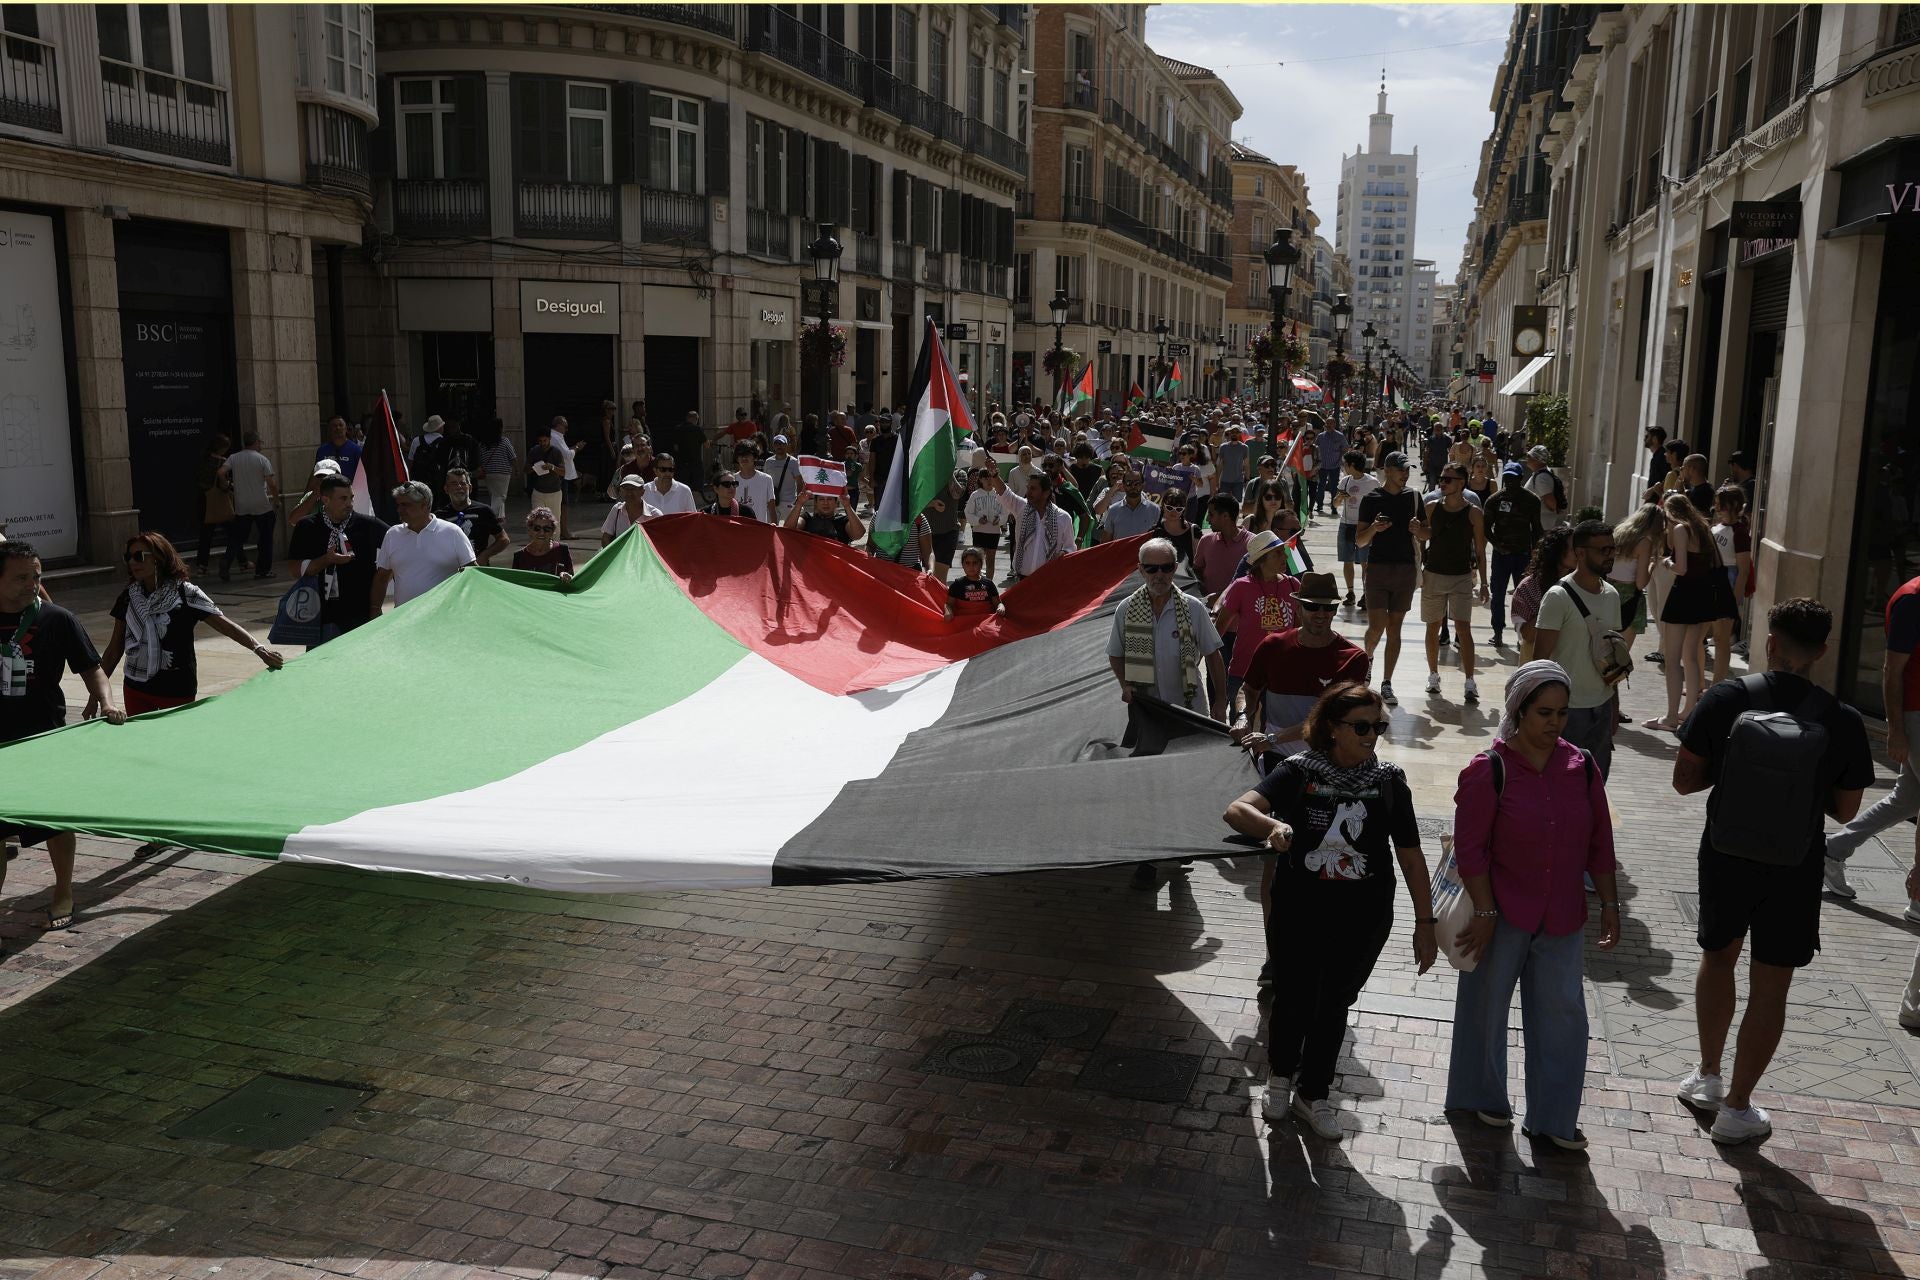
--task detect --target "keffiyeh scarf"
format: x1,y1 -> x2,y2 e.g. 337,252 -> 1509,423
0,597 -> 40,698
1020,500 -> 1063,565
124,580 -> 218,684
1121,584 -> 1198,702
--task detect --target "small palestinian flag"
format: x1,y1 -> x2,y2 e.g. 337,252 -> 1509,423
798,455 -> 847,497
1281,533 -> 1309,575
353,389 -> 410,523
1126,381 -> 1147,410
1130,420 -> 1177,461
1060,361 -> 1094,415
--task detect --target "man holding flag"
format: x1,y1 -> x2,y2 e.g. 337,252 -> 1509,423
871,319 -> 965,565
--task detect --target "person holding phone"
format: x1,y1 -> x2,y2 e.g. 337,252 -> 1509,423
1354,452 -> 1421,705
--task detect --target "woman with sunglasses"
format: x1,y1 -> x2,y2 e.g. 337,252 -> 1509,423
1445,661 -> 1619,1151
511,507 -> 573,586
102,532 -> 282,716
1225,681 -> 1436,1141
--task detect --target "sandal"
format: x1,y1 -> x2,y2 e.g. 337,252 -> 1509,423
44,905 -> 74,931
1642,717 -> 1679,732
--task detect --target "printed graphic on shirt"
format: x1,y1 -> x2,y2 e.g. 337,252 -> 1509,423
1301,785 -> 1373,880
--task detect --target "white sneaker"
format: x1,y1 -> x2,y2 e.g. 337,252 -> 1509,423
1823,859 -> 1856,899
1907,901 -> 1920,925
1260,1074 -> 1293,1121
1900,1006 -> 1920,1032
1381,681 -> 1398,706
1677,1069 -> 1725,1112
1291,1094 -> 1342,1141
1425,671 -> 1442,695
1710,1104 -> 1772,1145
1464,676 -> 1480,703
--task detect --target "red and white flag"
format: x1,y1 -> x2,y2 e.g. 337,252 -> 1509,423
353,390 -> 411,520
797,454 -> 847,497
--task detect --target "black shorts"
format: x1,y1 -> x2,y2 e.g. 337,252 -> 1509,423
1696,846 -> 1823,968
931,529 -> 961,565
971,530 -> 1002,550
0,823 -> 58,849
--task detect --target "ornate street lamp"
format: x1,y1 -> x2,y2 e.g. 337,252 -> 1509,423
1262,229 -> 1301,443
1328,292 -> 1352,436
1153,318 -> 1170,400
1214,332 -> 1228,399
1359,320 -> 1377,428
1048,287 -> 1071,412
807,222 -> 842,431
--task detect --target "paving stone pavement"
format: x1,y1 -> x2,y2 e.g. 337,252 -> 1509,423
5,502 -> 1920,1279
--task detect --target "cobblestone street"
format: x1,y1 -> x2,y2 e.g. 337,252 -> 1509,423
4,513 -> 1920,1279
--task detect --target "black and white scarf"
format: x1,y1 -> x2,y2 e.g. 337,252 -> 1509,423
320,511 -> 355,600
124,580 -> 216,683
1020,500 -> 1063,566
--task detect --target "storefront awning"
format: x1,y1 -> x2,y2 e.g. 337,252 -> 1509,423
1499,353 -> 1554,396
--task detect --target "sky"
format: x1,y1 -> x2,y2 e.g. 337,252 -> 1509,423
1146,3 -> 1512,282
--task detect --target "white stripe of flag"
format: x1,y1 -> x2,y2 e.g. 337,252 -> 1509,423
798,455 -> 847,496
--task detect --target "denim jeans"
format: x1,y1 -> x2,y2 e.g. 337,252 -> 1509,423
1562,697 -> 1617,779
1489,550 -> 1530,636
224,511 -> 276,574
1445,917 -> 1589,1139
1316,467 -> 1340,511
1828,710 -> 1920,861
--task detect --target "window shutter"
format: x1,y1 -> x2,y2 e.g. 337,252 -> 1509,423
812,137 -> 833,222
448,75 -> 486,180
832,146 -> 852,228
613,82 -> 640,185
941,185 -> 960,253
911,175 -> 931,245
704,99 -> 729,197
785,126 -> 810,219
998,205 -> 1014,267
514,76 -> 561,183
892,168 -> 910,240
372,75 -> 394,176
850,155 -> 869,235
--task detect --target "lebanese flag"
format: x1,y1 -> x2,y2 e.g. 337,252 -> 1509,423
0,520 -> 1237,890
353,390 -> 410,522
797,455 -> 847,497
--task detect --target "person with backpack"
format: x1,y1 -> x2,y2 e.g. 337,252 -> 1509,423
408,415 -> 455,505
1445,661 -> 1619,1150
1530,521 -> 1629,777
1523,446 -> 1565,529
1411,463 -> 1487,703
1484,464 -> 1541,648
1671,597 -> 1873,1143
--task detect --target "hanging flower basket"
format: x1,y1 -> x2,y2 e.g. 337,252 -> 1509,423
1041,345 -> 1081,379
1324,357 -> 1356,387
799,320 -> 848,370
1248,326 -> 1307,380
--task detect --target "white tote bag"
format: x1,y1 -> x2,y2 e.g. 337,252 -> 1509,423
1430,833 -> 1480,973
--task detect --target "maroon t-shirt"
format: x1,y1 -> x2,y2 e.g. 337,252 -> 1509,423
1241,629 -> 1372,745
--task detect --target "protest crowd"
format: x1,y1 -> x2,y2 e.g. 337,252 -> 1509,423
5,364 -> 1919,1162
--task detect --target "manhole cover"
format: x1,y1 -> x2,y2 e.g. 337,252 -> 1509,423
915,1033 -> 1043,1086
167,1074 -> 371,1150
1078,1046 -> 1204,1104
1673,892 -> 1699,926
994,1000 -> 1116,1050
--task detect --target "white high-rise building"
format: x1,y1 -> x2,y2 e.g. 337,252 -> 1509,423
1335,77 -> 1427,381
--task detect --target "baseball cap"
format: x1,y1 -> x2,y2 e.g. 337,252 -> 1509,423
1502,462 -> 1524,478
618,474 -> 647,489
773,434 -> 789,444
1383,451 -> 1410,470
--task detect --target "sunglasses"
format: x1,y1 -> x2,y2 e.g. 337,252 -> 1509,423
717,480 -> 738,487
528,523 -> 556,531
656,467 -> 675,473
1139,563 -> 1177,574
1297,600 -> 1337,612
124,550 -> 151,562
1341,719 -> 1391,736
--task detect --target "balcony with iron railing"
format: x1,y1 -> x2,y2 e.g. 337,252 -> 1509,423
100,56 -> 230,165
516,181 -> 618,239
1013,298 -> 1031,323
854,233 -> 880,275
303,103 -> 370,198
1014,191 -> 1035,219
577,4 -> 735,38
987,264 -> 1007,297
959,258 -> 983,293
1508,187 -> 1548,225
1063,192 -> 1099,224
747,206 -> 792,259
921,250 -> 947,288
393,178 -> 489,237
961,116 -> 1026,175
892,240 -> 914,281
0,28 -> 60,133
743,7 -> 859,99
641,188 -> 709,245
1063,76 -> 1096,112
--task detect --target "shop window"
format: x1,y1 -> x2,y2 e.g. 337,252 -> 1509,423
566,81 -> 609,183
647,92 -> 702,193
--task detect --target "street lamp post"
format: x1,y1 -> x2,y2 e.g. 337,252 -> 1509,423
1214,332 -> 1228,401
807,222 -> 842,435
1048,287 -> 1070,414
1329,292 -> 1352,438
1359,320 -> 1376,429
1262,229 -> 1301,445
1153,318 -> 1170,402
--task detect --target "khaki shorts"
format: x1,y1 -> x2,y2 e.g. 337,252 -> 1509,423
1364,561 -> 1417,613
1421,571 -> 1476,624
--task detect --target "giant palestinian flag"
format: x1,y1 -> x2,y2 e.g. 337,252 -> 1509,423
0,519 -> 1257,892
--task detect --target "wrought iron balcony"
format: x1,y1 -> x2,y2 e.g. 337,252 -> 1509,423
1015,192 -> 1034,219
393,179 -> 489,237
304,104 -> 370,197
1062,192 -> 1099,224
962,116 -> 1025,175
892,240 -> 915,281
515,181 -> 618,239
641,188 -> 709,245
921,250 -> 947,288
100,56 -> 230,165
743,8 -> 859,99
577,5 -> 735,38
854,233 -> 880,276
747,206 -> 791,259
1064,76 -> 1096,112
958,258 -> 983,293
0,28 -> 59,133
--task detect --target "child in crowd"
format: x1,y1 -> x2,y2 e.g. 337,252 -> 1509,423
945,547 -> 1001,619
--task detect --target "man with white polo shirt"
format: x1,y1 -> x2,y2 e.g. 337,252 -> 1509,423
638,453 -> 697,518
370,480 -> 475,613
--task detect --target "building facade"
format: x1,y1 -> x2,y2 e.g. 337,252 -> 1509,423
1335,79 -> 1427,382
1496,2 -> 1920,709
1014,4 -> 1237,413
338,4 -> 1028,461
0,3 -> 374,563
1223,142 -> 1314,400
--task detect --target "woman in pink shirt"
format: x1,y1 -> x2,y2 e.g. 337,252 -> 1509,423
1213,530 -> 1299,704
1445,660 -> 1621,1151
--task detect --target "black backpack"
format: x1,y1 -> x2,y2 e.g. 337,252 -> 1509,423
1549,473 -> 1568,514
1708,675 -> 1834,865
1487,491 -> 1539,555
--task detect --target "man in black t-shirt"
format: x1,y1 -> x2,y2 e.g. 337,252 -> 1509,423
1354,453 -> 1420,705
288,474 -> 390,642
0,541 -> 124,931
1671,597 -> 1873,1145
785,489 -> 865,544
435,469 -> 510,564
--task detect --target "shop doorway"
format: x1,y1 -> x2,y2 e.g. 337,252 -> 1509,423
523,332 -> 615,454
643,336 -> 702,431
422,332 -> 495,429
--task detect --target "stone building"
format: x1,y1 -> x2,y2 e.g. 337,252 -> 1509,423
1012,3 -> 1236,414
0,3 -> 374,563
1223,141 -> 1315,402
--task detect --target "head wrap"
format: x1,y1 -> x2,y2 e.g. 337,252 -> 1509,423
1499,660 -> 1572,741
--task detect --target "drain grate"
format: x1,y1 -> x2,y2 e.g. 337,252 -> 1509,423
1673,892 -> 1699,927
1077,1046 -> 1204,1105
993,1000 -> 1116,1051
167,1074 -> 372,1149
915,1033 -> 1045,1086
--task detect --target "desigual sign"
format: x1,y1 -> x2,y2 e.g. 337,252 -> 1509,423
519,280 -> 620,333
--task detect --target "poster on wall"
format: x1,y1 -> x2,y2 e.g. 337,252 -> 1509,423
122,310 -> 228,540
0,211 -> 79,558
